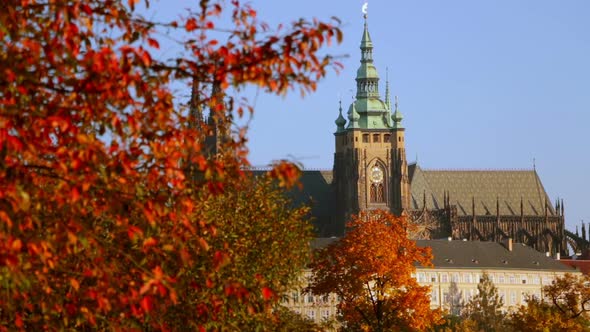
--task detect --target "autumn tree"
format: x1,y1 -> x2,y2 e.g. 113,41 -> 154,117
508,273 -> 590,331
460,272 -> 506,332
0,0 -> 341,330
308,210 -> 444,332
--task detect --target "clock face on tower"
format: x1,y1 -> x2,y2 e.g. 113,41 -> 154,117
370,166 -> 384,184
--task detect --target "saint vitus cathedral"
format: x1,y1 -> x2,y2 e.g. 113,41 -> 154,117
192,14 -> 568,255
290,16 -> 567,255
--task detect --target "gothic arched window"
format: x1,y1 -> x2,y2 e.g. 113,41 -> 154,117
369,165 -> 385,203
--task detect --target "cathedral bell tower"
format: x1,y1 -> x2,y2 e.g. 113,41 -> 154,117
333,14 -> 410,229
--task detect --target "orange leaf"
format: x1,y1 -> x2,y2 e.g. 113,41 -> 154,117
70,278 -> 80,291
11,238 -> 22,251
142,237 -> 157,250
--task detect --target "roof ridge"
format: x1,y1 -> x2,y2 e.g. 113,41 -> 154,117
421,168 -> 535,172
244,167 -> 332,171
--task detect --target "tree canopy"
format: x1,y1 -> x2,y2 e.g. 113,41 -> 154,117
308,210 -> 444,331
460,272 -> 506,332
0,0 -> 341,330
509,273 -> 590,332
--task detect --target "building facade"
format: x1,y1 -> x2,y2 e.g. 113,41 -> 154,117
283,238 -> 578,325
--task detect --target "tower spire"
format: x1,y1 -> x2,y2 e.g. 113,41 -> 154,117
356,9 -> 379,100
385,67 -> 392,111
189,77 -> 203,129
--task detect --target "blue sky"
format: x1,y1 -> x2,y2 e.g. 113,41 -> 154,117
152,1 -> 589,232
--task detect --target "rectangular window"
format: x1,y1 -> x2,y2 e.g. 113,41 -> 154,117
418,272 -> 426,283
308,310 -> 315,320
431,289 -> 439,304
442,274 -> 448,283
384,134 -> 391,142
373,134 -> 380,143
463,273 -> 472,284
306,293 -> 314,303
452,273 -> 459,283
322,295 -> 329,303
533,276 -> 540,284
362,134 -> 369,143
322,310 -> 330,319
431,274 -> 437,283
510,291 -> 517,305
498,275 -> 505,284
509,275 -> 516,284
443,292 -> 449,304
293,292 -> 299,303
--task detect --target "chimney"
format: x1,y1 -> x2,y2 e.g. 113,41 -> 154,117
502,238 -> 513,251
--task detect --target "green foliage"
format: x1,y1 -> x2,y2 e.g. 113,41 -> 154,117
508,273 -> 590,332
272,307 -> 326,332
461,273 -> 506,332
508,296 -> 587,332
157,175 -> 315,330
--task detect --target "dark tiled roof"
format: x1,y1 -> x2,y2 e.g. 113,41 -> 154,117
311,237 -> 339,250
409,164 -> 555,216
292,171 -> 340,236
416,239 -> 574,271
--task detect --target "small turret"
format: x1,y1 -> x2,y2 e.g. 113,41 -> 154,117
335,100 -> 346,133
392,96 -> 403,129
347,100 -> 360,129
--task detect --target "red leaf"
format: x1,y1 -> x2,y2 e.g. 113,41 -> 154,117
71,187 -> 80,202
140,296 -> 154,313
147,38 -> 159,49
262,287 -> 273,300
127,225 -> 144,240
186,18 -> 197,32
15,314 -> 23,328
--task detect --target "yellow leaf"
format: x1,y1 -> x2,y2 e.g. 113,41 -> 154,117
70,278 -> 80,291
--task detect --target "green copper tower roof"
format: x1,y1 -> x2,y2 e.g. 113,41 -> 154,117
333,10 -> 404,134
347,99 -> 360,129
